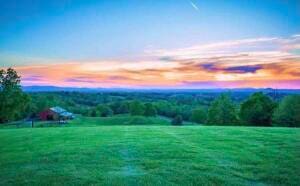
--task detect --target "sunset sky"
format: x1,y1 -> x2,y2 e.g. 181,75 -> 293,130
0,0 -> 300,89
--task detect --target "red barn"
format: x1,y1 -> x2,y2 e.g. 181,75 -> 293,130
39,108 -> 59,120
39,107 -> 74,121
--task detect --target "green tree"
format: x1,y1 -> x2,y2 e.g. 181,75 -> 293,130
240,92 -> 275,126
129,100 -> 145,116
117,102 -> 129,114
272,95 -> 300,127
191,107 -> 207,124
144,103 -> 157,117
109,102 -> 121,114
96,105 -> 113,117
35,97 -> 50,112
207,94 -> 238,125
89,109 -> 98,117
172,115 -> 183,126
0,68 -> 30,123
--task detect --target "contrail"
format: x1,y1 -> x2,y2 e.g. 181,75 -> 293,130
189,1 -> 199,11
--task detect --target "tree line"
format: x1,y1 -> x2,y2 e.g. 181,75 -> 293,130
0,68 -> 299,127
191,93 -> 300,127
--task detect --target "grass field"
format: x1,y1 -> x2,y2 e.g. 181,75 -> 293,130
69,115 -> 172,126
0,124 -> 299,185
0,115 -> 196,129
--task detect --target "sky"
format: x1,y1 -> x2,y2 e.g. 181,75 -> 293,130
0,0 -> 300,89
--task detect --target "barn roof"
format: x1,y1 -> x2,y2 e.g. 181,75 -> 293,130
60,111 -> 74,117
50,106 -> 67,114
49,106 -> 75,118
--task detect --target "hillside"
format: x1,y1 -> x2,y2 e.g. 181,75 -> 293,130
0,115 -> 197,129
0,125 -> 299,185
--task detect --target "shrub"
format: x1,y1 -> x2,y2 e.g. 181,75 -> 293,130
89,109 -> 98,117
172,115 -> 183,126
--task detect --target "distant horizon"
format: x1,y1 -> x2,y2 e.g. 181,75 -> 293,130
1,0 -> 300,89
21,85 -> 300,91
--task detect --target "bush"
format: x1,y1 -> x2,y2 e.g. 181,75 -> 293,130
172,115 -> 183,126
272,95 -> 300,127
89,109 -> 98,117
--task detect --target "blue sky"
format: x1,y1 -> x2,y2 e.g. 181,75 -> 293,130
1,0 -> 299,61
0,0 -> 299,88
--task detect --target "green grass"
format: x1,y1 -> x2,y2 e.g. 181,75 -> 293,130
69,115 -> 172,126
0,125 -> 299,185
0,115 -> 197,128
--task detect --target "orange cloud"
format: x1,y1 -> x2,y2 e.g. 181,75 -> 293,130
5,34 -> 300,89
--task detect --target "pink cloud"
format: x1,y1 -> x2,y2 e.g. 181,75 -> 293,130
3,34 -> 299,89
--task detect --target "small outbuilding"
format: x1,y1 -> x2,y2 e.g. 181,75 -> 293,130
39,106 -> 75,121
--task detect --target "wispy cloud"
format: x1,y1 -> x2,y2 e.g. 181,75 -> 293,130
21,75 -> 44,81
189,1 -> 199,11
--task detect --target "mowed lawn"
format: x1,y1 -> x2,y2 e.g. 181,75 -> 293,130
0,126 -> 299,185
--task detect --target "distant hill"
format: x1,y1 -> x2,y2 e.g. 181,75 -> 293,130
22,86 -> 103,92
22,86 -> 300,94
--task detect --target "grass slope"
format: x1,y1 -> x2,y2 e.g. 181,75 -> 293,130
0,126 -> 299,185
0,115 -> 196,128
69,115 -> 172,126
